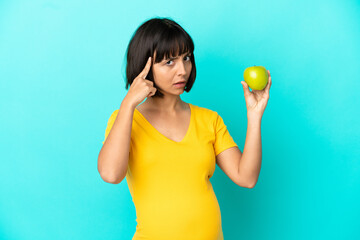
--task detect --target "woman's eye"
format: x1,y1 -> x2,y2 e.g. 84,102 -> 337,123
165,55 -> 191,65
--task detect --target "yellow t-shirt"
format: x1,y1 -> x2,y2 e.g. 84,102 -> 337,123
102,103 -> 238,240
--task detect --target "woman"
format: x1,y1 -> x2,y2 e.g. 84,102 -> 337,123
98,17 -> 272,240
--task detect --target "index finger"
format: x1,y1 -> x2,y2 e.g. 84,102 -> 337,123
265,71 -> 272,92
139,57 -> 152,79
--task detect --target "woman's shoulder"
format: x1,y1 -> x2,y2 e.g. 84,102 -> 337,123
108,103 -> 219,121
190,103 -> 218,118
108,109 -> 119,121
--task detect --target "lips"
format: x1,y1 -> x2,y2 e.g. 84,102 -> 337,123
174,81 -> 186,85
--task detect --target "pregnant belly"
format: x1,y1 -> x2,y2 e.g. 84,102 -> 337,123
133,189 -> 223,240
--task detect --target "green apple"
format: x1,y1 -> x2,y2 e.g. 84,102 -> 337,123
243,66 -> 268,90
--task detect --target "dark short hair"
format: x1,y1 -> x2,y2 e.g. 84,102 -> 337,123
125,17 -> 196,98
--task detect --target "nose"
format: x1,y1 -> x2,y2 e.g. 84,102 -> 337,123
177,60 -> 186,76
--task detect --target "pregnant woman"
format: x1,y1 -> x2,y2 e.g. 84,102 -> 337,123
98,17 -> 272,240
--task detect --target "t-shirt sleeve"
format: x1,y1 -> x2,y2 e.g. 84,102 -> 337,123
102,109 -> 119,144
213,112 -> 238,156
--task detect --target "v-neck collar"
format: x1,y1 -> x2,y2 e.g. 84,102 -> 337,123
134,103 -> 194,144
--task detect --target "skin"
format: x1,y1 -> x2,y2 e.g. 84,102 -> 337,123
138,51 -> 192,114
216,71 -> 272,188
135,50 -> 193,143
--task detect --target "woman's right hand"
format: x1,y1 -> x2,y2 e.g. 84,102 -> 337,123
124,57 -> 157,108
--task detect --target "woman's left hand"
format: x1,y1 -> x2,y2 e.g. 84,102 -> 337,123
241,70 -> 272,120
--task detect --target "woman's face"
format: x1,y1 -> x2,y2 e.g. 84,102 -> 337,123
151,51 -> 192,95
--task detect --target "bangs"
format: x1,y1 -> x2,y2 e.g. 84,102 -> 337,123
153,28 -> 194,63
125,17 -> 197,98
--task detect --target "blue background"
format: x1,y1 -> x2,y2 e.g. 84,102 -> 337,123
1,0 -> 359,239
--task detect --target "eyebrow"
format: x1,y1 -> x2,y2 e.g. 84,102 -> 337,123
167,52 -> 192,60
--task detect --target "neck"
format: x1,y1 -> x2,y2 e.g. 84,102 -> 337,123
144,95 -> 186,113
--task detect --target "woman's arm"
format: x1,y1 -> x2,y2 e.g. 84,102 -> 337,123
216,117 -> 262,188
238,117 -> 262,188
238,69 -> 272,187
98,98 -> 135,184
